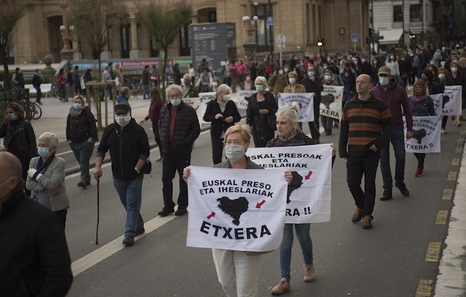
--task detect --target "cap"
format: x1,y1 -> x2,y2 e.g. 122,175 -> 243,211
114,103 -> 130,114
456,44 -> 461,48
378,66 -> 391,76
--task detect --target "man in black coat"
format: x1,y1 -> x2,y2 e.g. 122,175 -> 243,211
0,152 -> 73,296
158,85 -> 200,217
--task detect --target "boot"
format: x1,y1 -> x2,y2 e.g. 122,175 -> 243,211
271,278 -> 291,295
303,264 -> 315,282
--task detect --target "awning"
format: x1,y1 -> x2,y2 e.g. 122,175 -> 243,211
378,29 -> 403,45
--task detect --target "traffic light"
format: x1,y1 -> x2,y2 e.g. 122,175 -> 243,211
317,37 -> 324,47
366,36 -> 371,44
368,28 -> 375,39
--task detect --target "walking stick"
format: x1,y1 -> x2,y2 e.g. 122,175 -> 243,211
96,179 -> 100,245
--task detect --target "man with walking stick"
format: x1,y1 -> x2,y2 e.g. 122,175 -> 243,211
93,103 -> 150,246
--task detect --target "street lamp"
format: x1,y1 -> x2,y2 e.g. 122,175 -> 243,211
317,37 -> 324,58
60,25 -> 74,51
242,1 -> 259,60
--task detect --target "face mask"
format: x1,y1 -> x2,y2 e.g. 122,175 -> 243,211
289,78 -> 296,84
390,56 -> 395,60
225,144 -> 245,163
74,103 -> 82,110
324,75 -> 332,81
308,72 -> 314,77
9,113 -> 17,121
222,94 -> 231,101
438,73 -> 445,79
38,147 -> 50,158
353,59 -> 358,64
278,70 -> 284,75
184,79 -> 191,85
245,76 -> 251,81
379,77 -> 389,86
284,68 -> 289,73
115,114 -> 131,127
327,58 -> 331,62
452,60 -> 459,64
410,54 -> 414,57
171,99 -> 182,106
361,59 -> 366,63
255,85 -> 263,92
421,76 -> 429,82
212,82 -> 218,87
451,67 -> 458,73
372,61 -> 377,65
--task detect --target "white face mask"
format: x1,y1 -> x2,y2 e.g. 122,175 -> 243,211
115,114 -> 131,127
245,76 -> 251,81
212,82 -> 218,87
451,67 -> 458,73
225,144 -> 245,163
222,94 -> 231,101
438,73 -> 445,79
278,70 -> 284,75
289,78 -> 296,84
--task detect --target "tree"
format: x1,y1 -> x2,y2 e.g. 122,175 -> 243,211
0,0 -> 26,90
137,0 -> 192,99
67,0 -> 126,81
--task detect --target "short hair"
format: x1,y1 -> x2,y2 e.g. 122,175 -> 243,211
287,71 -> 298,79
165,84 -> 183,98
7,102 -> 25,120
217,84 -> 231,95
73,95 -> 85,105
254,76 -> 268,88
38,132 -> 59,148
74,65 -> 79,70
119,86 -> 130,97
421,69 -> 434,82
276,102 -> 301,125
412,79 -> 427,96
224,125 -> 251,145
438,67 -> 448,74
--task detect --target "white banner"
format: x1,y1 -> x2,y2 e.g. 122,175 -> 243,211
278,93 -> 315,122
236,90 -> 256,110
404,116 -> 441,153
430,93 -> 443,115
183,97 -> 206,124
320,86 -> 344,120
246,144 -> 332,223
443,86 -> 463,116
187,166 -> 288,252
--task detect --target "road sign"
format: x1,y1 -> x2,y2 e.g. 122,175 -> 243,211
266,16 -> 274,26
277,44 -> 286,49
276,34 -> 286,44
352,33 -> 358,42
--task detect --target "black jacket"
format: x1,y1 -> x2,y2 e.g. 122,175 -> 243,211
203,98 -> 241,139
0,183 -> 73,296
0,119 -> 37,158
302,76 -> 324,105
66,107 -> 98,143
32,73 -> 42,88
159,101 -> 200,155
97,118 -> 150,181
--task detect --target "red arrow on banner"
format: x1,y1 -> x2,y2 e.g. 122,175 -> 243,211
256,200 -> 266,208
207,212 -> 216,219
305,171 -> 313,180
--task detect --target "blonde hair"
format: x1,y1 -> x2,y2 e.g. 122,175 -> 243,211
276,102 -> 301,125
224,125 -> 251,145
254,76 -> 268,88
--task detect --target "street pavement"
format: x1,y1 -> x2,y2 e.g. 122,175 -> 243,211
21,94 -> 466,296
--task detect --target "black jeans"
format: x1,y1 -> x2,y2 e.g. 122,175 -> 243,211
211,136 -> 224,165
346,151 -> 380,216
161,152 -> 191,210
151,121 -> 163,158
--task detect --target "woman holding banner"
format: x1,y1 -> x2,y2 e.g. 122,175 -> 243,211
203,84 -> 241,164
409,79 -> 438,177
183,125 -> 293,297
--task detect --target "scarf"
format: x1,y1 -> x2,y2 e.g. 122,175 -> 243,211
69,106 -> 84,117
34,154 -> 56,179
278,128 -> 298,143
411,95 -> 427,102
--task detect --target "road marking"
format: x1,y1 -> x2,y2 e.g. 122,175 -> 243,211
71,215 -> 176,276
461,130 -> 466,135
458,138 -> 464,144
415,279 -> 433,297
442,189 -> 453,200
425,242 -> 441,262
435,210 -> 449,224
448,171 -> 458,180
455,147 -> 463,154
452,158 -> 461,166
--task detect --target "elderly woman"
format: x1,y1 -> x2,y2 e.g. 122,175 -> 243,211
26,132 -> 70,229
66,95 -> 98,189
203,84 -> 241,164
283,71 -> 305,94
409,79 -> 438,177
246,76 -> 278,147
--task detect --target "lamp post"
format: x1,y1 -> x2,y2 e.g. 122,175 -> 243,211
59,1 -> 74,61
420,0 -> 424,46
268,0 -> 273,68
317,37 -> 324,58
242,1 -> 259,61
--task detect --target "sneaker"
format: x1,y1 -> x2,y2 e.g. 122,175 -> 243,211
395,182 -> 410,196
351,207 -> 363,222
122,235 -> 134,246
441,129 -> 446,134
136,228 -> 145,236
175,208 -> 187,216
362,215 -> 373,229
158,209 -> 174,217
303,264 -> 315,282
77,180 -> 87,189
271,278 -> 291,295
380,189 -> 392,201
415,168 -> 423,177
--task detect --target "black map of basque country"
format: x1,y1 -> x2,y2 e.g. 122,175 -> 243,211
217,196 -> 249,226
413,128 -> 427,144
286,171 -> 303,203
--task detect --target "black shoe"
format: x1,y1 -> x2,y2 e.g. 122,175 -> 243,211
175,208 -> 187,216
136,228 -> 145,236
122,235 -> 134,246
158,209 -> 174,217
156,157 -> 163,162
380,189 -> 393,201
77,180 -> 87,189
395,182 -> 410,196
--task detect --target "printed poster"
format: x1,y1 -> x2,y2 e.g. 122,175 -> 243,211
278,93 -> 315,122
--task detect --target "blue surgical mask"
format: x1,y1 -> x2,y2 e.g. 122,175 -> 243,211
255,85 -> 264,92
9,113 -> 17,121
171,99 -> 182,106
74,103 -> 82,110
38,147 -> 50,158
308,72 -> 315,77
379,77 -> 389,86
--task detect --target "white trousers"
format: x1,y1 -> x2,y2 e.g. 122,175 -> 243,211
212,249 -> 262,297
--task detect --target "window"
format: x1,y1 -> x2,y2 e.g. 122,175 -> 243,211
393,5 -> 403,22
253,4 -> 273,52
410,4 -> 422,22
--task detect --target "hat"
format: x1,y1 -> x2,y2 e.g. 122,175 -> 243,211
114,103 -> 130,114
378,66 -> 391,76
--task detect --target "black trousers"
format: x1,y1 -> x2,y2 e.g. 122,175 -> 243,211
161,152 -> 191,210
211,136 -> 224,165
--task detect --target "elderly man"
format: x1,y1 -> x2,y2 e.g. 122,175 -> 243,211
158,85 -> 200,217
182,73 -> 199,98
0,152 -> 73,295
371,66 -> 413,201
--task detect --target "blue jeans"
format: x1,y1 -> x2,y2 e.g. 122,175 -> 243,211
279,223 -> 313,281
113,178 -> 144,236
143,84 -> 149,99
380,128 -> 406,190
70,140 -> 94,183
